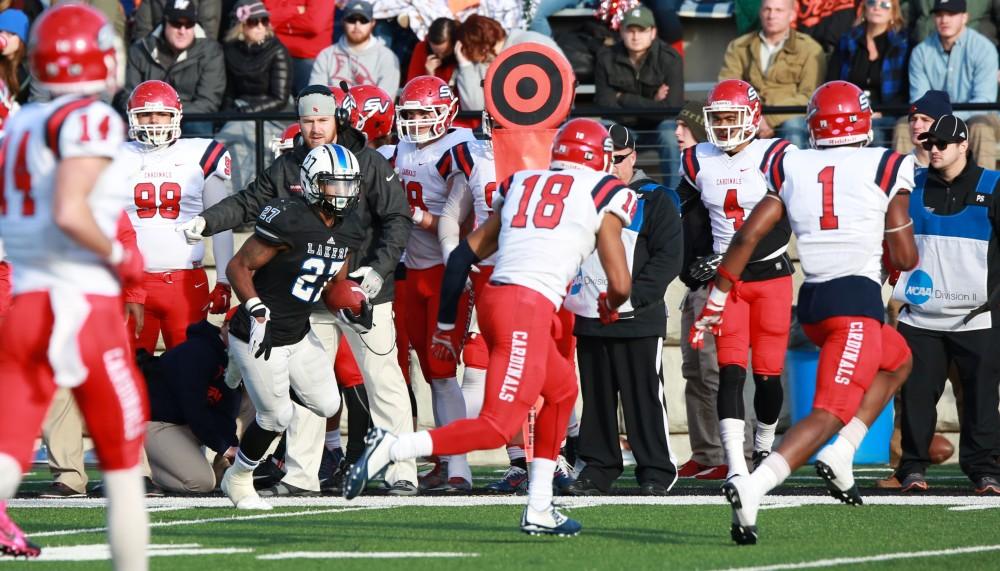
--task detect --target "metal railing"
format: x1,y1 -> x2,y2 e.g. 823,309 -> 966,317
183,103 -> 1000,182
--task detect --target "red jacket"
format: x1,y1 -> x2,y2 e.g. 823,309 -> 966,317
264,0 -> 335,59
405,41 -> 457,84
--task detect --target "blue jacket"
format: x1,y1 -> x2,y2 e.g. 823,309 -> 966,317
909,28 -> 998,119
833,25 -> 909,106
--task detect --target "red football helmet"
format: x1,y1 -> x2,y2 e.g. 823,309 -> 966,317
807,81 -> 873,148
349,84 -> 395,143
396,75 -> 457,144
327,84 -> 356,127
270,123 -> 301,158
29,4 -> 124,96
550,118 -> 613,173
703,79 -> 762,151
127,80 -> 182,147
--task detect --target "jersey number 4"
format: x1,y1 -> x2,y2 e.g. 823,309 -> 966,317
0,133 -> 34,216
511,174 -> 571,229
134,182 -> 182,219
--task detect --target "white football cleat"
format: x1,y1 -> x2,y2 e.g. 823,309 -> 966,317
344,427 -> 397,500
520,503 -> 582,537
722,475 -> 759,545
221,465 -> 272,510
816,445 -> 863,506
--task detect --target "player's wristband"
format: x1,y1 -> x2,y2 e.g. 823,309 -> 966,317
245,297 -> 265,312
411,207 -> 425,225
107,241 -> 124,265
707,284 -> 729,307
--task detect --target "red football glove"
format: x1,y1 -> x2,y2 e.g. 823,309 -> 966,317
688,285 -> 727,350
208,283 -> 232,314
597,292 -> 620,325
109,240 -> 144,290
430,327 -> 458,362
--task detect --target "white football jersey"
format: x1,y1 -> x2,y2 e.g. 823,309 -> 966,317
0,95 -> 127,295
769,146 -> 914,284
682,138 -> 794,255
492,168 -> 636,308
394,128 -> 476,269
120,138 -> 231,272
449,139 -> 497,266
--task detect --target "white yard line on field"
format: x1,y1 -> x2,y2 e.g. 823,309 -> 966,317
712,544 -> 1000,571
0,543 -> 252,563
257,551 -> 479,560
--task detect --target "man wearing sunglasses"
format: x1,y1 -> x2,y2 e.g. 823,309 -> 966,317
134,0 -> 222,41
890,114 -> 1000,496
563,123 -> 683,496
309,1 -> 400,97
120,1 -> 226,136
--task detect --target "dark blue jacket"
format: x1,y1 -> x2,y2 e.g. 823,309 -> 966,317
832,26 -> 909,106
144,321 -> 239,454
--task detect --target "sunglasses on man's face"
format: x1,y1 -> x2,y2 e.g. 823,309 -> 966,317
169,19 -> 196,29
344,17 -> 371,25
921,140 -> 952,151
612,151 -> 634,164
245,17 -> 270,27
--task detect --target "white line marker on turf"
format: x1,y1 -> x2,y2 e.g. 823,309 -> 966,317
0,543 -> 251,563
714,544 -> 1000,571
949,504 -> 1000,511
258,551 -> 479,560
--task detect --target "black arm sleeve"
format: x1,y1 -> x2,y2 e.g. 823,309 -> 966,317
437,240 -> 481,327
201,160 -> 280,236
631,193 -> 683,308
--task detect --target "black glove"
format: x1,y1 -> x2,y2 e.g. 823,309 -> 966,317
337,299 -> 374,334
246,298 -> 273,360
690,253 -> 724,282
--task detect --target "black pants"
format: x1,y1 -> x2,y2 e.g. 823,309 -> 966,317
576,335 -> 677,491
898,323 -> 1000,480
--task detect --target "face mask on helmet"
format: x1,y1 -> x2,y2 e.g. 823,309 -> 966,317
396,102 -> 455,144
308,174 -> 360,219
704,105 -> 757,151
128,109 -> 181,147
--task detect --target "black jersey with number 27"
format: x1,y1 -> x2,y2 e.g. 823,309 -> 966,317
229,196 -> 364,347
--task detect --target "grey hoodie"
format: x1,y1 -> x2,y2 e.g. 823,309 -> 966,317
309,36 -> 400,96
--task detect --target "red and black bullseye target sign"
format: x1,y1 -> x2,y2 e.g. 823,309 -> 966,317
485,43 -> 575,130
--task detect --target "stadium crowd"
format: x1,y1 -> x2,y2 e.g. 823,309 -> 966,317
0,0 -> 997,559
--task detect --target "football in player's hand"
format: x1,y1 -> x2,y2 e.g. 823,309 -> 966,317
930,433 -> 955,464
323,279 -> 366,316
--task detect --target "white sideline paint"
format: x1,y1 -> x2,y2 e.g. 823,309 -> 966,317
258,551 -> 479,560
713,544 -> 1000,571
0,543 -> 251,563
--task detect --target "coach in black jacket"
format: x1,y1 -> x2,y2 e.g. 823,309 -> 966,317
179,85 -> 420,494
563,124 -> 683,496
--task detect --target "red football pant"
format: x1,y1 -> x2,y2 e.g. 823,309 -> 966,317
0,292 -> 148,472
716,275 -> 792,375
429,284 -> 577,461
0,261 -> 10,324
402,265 -> 477,380
335,332 -> 363,389
393,274 -> 412,385
803,317 -> 911,424
134,268 -> 210,352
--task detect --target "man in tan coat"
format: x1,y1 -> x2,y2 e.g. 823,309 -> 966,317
718,0 -> 825,148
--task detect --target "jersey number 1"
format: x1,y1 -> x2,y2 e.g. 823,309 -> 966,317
511,174 -> 571,229
818,166 -> 839,230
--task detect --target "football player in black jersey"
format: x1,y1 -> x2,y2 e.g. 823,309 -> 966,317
220,144 -> 365,510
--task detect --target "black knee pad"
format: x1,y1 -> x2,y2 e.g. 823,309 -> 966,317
753,373 -> 783,425
717,365 -> 747,420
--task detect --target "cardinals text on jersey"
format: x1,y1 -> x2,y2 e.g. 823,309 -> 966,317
393,128 -> 475,269
0,95 -> 126,295
681,138 -> 792,257
769,147 -> 913,284
491,168 -> 636,308
120,138 -> 231,272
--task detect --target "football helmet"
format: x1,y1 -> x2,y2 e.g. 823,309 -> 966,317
807,81 -> 873,148
300,143 -> 361,220
349,84 -> 395,143
270,123 -> 301,158
29,4 -> 124,96
396,75 -> 457,144
127,80 -> 182,147
328,84 -> 356,127
550,118 -> 613,173
703,79 -> 762,151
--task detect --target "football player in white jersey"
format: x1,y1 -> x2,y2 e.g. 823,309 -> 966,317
0,5 -> 149,566
121,80 -> 235,352
695,81 -> 918,545
391,75 -> 483,491
678,79 -> 795,479
346,118 -> 636,537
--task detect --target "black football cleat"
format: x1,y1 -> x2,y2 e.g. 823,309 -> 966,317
816,461 -> 863,506
722,478 -> 759,546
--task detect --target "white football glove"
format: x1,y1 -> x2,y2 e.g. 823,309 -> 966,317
246,297 -> 273,360
348,266 -> 383,300
177,215 -> 207,245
